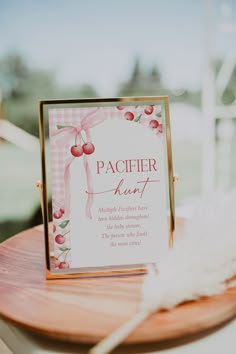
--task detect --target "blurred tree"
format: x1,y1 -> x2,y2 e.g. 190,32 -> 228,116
0,53 -> 99,137
0,53 -> 30,98
0,53 -> 57,100
150,65 -> 161,83
118,58 -> 165,96
117,57 -> 201,107
0,53 -> 57,136
130,58 -> 142,84
78,84 -> 98,98
62,83 -> 98,99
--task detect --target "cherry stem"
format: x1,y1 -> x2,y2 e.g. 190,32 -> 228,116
63,231 -> 70,236
64,250 -> 70,261
75,134 -> 77,146
80,132 -> 86,144
58,250 -> 66,259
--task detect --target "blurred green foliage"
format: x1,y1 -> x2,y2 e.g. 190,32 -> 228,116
117,58 -> 201,107
0,53 -> 98,137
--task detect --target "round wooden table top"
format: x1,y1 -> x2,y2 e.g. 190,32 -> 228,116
0,221 -> 236,345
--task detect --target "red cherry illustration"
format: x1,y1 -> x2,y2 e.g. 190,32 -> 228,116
55,234 -> 65,244
59,262 -> 70,269
60,207 -> 65,215
82,142 -> 95,155
53,211 -> 62,219
124,112 -> 134,121
158,124 -> 163,133
70,145 -> 83,157
144,105 -> 154,115
149,119 -> 159,129
116,106 -> 125,110
53,224 -> 56,233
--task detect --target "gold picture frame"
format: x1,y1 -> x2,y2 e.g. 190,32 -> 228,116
38,96 -> 175,279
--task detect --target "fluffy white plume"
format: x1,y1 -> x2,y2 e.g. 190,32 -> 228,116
141,190 -> 236,313
89,191 -> 236,354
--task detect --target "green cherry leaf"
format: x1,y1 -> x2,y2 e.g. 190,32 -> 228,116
156,113 -> 162,118
57,125 -> 74,129
59,220 -> 70,228
134,114 -> 142,122
58,246 -> 71,252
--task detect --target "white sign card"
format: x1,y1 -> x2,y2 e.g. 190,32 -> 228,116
39,97 -> 175,278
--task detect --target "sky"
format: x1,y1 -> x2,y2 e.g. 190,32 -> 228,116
0,0 -> 236,95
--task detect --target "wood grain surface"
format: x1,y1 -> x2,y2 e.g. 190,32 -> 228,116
0,220 -> 236,344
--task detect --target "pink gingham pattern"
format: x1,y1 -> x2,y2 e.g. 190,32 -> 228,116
49,107 -> 111,210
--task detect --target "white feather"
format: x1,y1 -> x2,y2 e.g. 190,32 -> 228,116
141,190 -> 236,313
89,191 -> 236,354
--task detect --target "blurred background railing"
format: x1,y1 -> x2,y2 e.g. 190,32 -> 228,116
0,0 -> 236,242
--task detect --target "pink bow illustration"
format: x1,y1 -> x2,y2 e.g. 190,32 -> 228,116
51,107 -> 106,219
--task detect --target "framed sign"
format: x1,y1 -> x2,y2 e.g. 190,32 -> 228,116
38,96 -> 175,279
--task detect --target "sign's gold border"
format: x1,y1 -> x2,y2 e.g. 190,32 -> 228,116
38,96 -> 175,279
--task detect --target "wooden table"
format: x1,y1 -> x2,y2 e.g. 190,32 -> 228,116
1,316 -> 236,354
1,221 -> 236,354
